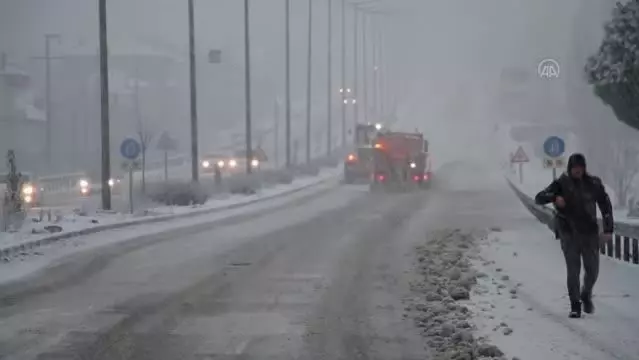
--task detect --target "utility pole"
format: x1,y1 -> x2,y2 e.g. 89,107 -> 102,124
285,0 -> 292,168
188,0 -> 199,183
340,0 -> 346,146
362,13 -> 369,124
244,0 -> 253,174
98,0 -> 111,210
326,0 -> 333,156
353,9 -> 359,127
305,0 -> 313,164
274,98 -> 280,167
372,18 -> 379,121
33,34 -> 62,167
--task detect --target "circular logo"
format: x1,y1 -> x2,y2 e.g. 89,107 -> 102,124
537,59 -> 560,79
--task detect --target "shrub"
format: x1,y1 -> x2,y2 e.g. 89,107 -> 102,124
147,181 -> 209,206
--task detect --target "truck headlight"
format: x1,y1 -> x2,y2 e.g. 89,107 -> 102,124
251,159 -> 259,167
22,184 -> 34,195
229,159 -> 237,168
202,160 -> 211,168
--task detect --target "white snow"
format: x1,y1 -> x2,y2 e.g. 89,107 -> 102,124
0,169 -> 344,286
470,222 -> 639,360
0,168 -> 341,255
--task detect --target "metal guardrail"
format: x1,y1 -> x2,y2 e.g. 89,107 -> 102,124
506,178 -> 639,265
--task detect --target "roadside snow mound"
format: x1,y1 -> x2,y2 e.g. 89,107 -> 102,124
408,228 -> 508,360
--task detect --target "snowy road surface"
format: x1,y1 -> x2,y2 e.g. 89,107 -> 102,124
0,161 -> 636,359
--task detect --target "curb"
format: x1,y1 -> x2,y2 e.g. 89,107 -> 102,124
1,171 -> 339,258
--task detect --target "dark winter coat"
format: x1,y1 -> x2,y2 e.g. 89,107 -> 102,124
534,154 -> 613,236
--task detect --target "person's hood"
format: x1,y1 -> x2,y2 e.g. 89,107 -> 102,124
567,153 -> 587,171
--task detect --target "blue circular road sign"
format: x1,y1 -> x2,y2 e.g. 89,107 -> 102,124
120,138 -> 141,160
543,136 -> 565,158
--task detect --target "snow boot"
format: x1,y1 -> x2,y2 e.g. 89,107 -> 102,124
569,301 -> 582,318
581,293 -> 595,314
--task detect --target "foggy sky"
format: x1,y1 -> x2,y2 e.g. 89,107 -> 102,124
0,0 -> 621,168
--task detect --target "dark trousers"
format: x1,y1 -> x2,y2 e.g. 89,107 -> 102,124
559,231 -> 600,303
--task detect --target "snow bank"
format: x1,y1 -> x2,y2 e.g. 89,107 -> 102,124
0,167 -> 341,258
407,228 -> 506,359
470,225 -> 639,360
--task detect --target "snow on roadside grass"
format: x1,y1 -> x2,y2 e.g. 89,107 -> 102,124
0,168 -> 341,254
469,225 -> 639,360
407,228 -> 508,360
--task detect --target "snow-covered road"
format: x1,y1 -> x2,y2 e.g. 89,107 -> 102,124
0,161 -> 636,359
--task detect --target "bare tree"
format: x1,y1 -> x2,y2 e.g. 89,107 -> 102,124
137,121 -> 154,194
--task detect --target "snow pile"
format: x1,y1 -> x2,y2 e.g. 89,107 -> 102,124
0,167 -> 341,255
408,228 -> 508,360
468,226 -> 639,360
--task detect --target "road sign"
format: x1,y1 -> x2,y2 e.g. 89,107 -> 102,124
543,157 -> 565,169
120,138 -> 141,160
511,146 -> 529,163
543,136 -> 565,158
157,131 -> 177,152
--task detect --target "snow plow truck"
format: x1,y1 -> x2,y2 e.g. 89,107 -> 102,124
343,123 -> 384,184
370,129 -> 432,191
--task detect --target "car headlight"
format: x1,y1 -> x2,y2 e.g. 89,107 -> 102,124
229,159 -> 237,168
410,162 -> 416,169
217,160 -> 225,168
251,159 -> 259,167
22,184 -> 34,195
79,179 -> 89,188
202,160 -> 210,168
108,179 -> 115,187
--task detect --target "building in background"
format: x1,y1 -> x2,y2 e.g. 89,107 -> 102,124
0,64 -> 46,173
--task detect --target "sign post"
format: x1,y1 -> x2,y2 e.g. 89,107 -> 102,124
511,146 -> 530,184
543,136 -> 565,180
120,138 -> 141,214
157,131 -> 178,182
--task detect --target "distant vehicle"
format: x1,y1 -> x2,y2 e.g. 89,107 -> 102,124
0,172 -> 39,206
343,123 -> 383,184
200,151 -> 260,175
370,130 -> 431,191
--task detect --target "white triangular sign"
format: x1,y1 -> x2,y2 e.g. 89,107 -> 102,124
511,146 -> 529,163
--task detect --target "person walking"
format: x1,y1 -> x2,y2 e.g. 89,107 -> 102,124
534,153 -> 613,318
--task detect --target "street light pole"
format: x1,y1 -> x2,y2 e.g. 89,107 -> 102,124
98,0 -> 111,210
188,0 -> 199,182
43,34 -> 61,167
372,18 -> 379,121
362,13 -> 369,124
340,0 -> 346,146
244,0 -> 253,174
353,9 -> 359,127
305,0 -> 313,164
285,0 -> 292,168
326,0 -> 333,156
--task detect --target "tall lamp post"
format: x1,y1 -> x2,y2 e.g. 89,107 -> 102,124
244,0 -> 253,174
98,0 -> 111,210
